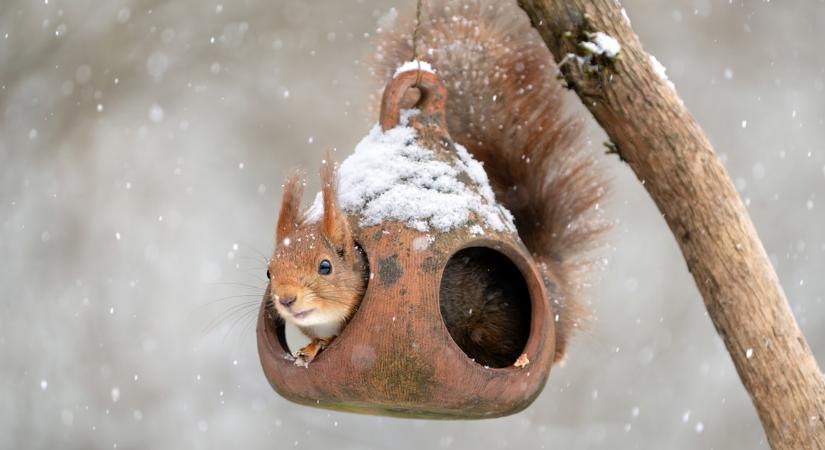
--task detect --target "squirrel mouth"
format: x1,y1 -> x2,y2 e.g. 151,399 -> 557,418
292,309 -> 315,319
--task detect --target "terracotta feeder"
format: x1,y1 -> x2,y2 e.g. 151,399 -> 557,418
256,70 -> 556,419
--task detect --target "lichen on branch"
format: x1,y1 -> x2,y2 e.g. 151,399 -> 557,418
555,15 -> 621,95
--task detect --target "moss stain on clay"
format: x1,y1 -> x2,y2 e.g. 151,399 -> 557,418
377,255 -> 402,286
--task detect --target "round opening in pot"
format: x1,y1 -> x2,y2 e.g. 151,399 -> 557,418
438,247 -> 532,368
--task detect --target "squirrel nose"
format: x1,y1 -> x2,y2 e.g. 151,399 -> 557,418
279,296 -> 296,308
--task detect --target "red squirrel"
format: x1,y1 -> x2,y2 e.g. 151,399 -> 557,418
268,164 -> 369,368
267,0 -> 608,368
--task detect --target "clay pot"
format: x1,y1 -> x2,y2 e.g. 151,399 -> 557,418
256,71 -> 555,419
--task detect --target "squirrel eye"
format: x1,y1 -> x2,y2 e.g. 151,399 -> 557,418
266,269 -> 271,280
318,259 -> 332,275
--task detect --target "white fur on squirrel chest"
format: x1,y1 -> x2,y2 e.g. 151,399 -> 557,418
303,322 -> 343,340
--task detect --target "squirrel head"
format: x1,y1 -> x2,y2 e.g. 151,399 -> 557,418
267,163 -> 366,330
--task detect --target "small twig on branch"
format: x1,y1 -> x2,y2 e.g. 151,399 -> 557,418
516,1 -> 825,448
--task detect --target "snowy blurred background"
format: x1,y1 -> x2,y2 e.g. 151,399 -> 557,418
2,0 -> 823,448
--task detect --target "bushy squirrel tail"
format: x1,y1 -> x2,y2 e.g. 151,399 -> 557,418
372,0 -> 610,362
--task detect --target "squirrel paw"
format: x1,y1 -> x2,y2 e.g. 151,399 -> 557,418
293,354 -> 311,368
293,337 -> 333,367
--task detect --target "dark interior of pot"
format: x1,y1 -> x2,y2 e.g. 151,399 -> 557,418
438,247 -> 532,368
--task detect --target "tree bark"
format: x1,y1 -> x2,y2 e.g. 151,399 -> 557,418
515,1 -> 825,448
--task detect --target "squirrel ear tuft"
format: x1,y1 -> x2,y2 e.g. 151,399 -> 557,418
276,169 -> 304,244
320,158 -> 354,262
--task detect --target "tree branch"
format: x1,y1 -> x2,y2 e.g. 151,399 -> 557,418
516,1 -> 825,448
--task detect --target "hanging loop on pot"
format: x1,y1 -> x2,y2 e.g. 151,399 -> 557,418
380,70 -> 448,134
